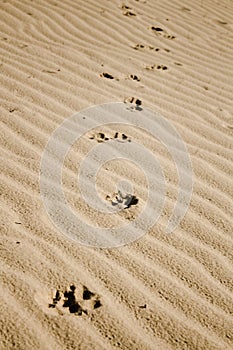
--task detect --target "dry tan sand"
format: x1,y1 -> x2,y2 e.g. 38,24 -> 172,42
1,0 -> 233,349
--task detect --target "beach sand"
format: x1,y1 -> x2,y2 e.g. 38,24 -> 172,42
1,0 -> 233,349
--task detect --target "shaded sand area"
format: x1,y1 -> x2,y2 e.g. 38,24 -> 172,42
1,0 -> 233,349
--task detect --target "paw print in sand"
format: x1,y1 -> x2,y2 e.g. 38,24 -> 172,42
48,284 -> 102,316
89,131 -> 131,143
121,4 -> 136,17
150,26 -> 176,39
128,74 -> 140,82
100,72 -> 140,82
124,97 -> 142,111
145,64 -> 168,71
100,72 -> 115,80
89,132 -> 109,143
106,190 -> 138,210
132,44 -> 170,53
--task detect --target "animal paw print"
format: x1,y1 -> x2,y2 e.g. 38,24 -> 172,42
89,132 -> 109,142
132,44 -> 170,53
89,131 -> 131,143
106,190 -> 138,209
124,97 -> 142,111
100,72 -> 140,82
100,72 -> 113,79
100,72 -> 117,80
145,64 -> 168,70
121,5 -> 136,16
150,26 -> 176,39
113,132 -> 131,142
133,43 -> 146,50
48,284 -> 102,316
124,11 -> 136,16
128,74 -> 140,82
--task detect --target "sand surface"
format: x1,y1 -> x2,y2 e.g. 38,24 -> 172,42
1,0 -> 233,349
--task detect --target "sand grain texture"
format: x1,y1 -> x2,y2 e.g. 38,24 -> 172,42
1,0 -> 233,349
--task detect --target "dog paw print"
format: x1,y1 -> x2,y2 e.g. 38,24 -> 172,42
124,97 -> 142,111
132,44 -> 170,53
121,4 -> 136,16
100,72 -> 118,80
150,26 -> 176,39
89,132 -> 109,142
128,74 -> 140,82
106,190 -> 138,209
100,72 -> 140,82
124,10 -> 136,16
133,44 -> 146,50
145,64 -> 168,70
100,72 -> 113,79
113,132 -> 131,142
48,284 -> 102,316
89,131 -> 131,143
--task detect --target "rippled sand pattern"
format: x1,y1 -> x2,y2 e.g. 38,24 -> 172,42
1,0 -> 233,349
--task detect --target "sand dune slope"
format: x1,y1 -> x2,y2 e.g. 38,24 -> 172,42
1,0 -> 233,349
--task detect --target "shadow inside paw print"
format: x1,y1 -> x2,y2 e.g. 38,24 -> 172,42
100,72 -> 115,79
121,5 -> 131,10
63,286 -> 83,315
48,284 -> 101,316
151,27 -> 164,32
83,286 -> 95,300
